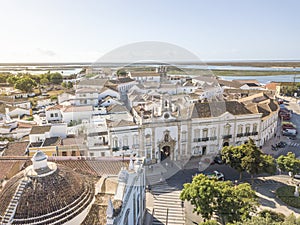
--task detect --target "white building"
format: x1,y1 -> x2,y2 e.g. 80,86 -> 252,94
99,87 -> 120,100
105,159 -> 146,225
85,116 -> 110,157
74,88 -> 99,106
61,105 -> 94,124
45,105 -> 63,122
29,124 -> 67,143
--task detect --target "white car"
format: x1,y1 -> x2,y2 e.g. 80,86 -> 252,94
289,172 -> 300,179
204,170 -> 225,181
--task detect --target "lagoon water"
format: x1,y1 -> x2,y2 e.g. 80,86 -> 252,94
218,74 -> 300,84
1,63 -> 300,84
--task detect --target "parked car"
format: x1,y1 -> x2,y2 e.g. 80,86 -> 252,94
213,155 -> 224,164
289,172 -> 300,179
204,170 -> 225,181
276,141 -> 287,148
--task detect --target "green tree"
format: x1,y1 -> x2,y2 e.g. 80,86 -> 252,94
180,174 -> 257,224
221,145 -> 245,180
181,174 -> 218,220
222,139 -> 276,182
258,210 -> 285,223
40,78 -> 49,85
67,81 -> 73,89
7,76 -> 20,85
50,73 -> 63,84
117,69 -> 127,77
62,81 -> 73,89
277,152 -> 300,178
200,220 -> 219,225
0,73 -> 10,83
14,77 -> 37,92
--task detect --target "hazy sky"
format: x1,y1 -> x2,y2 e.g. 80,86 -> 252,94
0,0 -> 300,62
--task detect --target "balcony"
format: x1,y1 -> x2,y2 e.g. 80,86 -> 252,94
193,138 -> 201,142
132,144 -> 139,149
222,134 -> 232,139
122,146 -> 129,150
252,131 -> 258,135
112,147 -> 119,151
200,137 -> 209,142
209,136 -> 217,141
94,142 -> 109,146
236,133 -> 243,138
244,132 -> 251,137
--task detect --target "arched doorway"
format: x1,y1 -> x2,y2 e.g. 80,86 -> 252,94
161,146 -> 170,161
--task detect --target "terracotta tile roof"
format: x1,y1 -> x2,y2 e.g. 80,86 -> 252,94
42,137 -> 61,147
78,79 -> 108,87
0,104 -> 16,114
218,79 -> 242,88
53,159 -> 129,177
46,105 -> 63,111
61,137 -> 85,146
76,88 -> 99,93
2,141 -> 29,156
191,101 -> 252,118
0,159 -> 28,180
61,105 -> 93,113
108,120 -> 136,128
106,104 -> 128,114
108,77 -> 135,84
234,79 -> 260,85
129,71 -> 160,77
30,125 -> 51,135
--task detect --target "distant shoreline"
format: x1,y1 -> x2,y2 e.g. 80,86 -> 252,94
1,60 -> 300,68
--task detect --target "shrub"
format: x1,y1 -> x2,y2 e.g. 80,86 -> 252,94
276,185 -> 300,208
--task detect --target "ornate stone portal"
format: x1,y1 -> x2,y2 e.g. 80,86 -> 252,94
158,130 -> 176,161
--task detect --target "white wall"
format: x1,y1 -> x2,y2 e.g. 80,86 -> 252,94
62,111 -> 94,123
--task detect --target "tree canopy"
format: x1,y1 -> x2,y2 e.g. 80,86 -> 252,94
277,152 -> 300,178
229,212 -> 300,225
49,73 -> 63,84
221,139 -> 276,181
180,174 -> 257,224
14,77 -> 37,92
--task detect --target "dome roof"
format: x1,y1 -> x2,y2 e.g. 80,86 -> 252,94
0,164 -> 94,225
32,150 -> 47,162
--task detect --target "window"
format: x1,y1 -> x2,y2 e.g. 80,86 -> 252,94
181,143 -> 187,155
123,209 -> 130,225
50,113 -> 54,117
202,129 -> 208,138
181,131 -> 187,142
202,146 -> 207,155
210,127 -> 216,137
253,124 -> 258,133
146,134 -> 151,146
133,134 -> 138,145
71,151 -> 76,156
123,136 -> 128,146
113,137 -> 118,148
237,125 -> 243,134
54,113 -> 58,117
164,133 -> 169,142
224,124 -> 231,135
194,129 -> 200,139
146,147 -> 151,158
101,152 -> 105,157
245,125 -> 251,134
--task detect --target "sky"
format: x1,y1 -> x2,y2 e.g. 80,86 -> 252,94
0,0 -> 300,63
